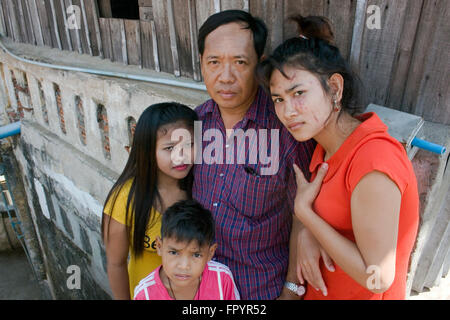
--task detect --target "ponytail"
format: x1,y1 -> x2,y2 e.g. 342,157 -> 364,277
290,14 -> 335,45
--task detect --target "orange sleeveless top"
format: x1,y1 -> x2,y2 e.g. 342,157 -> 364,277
304,113 -> 419,300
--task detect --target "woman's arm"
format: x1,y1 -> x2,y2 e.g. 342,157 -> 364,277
297,226 -> 335,296
293,165 -> 400,293
349,171 -> 400,291
103,214 -> 131,299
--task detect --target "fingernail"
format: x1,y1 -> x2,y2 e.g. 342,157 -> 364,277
321,163 -> 328,170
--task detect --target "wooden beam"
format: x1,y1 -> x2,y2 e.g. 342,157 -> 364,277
59,0 -> 72,50
138,0 -> 153,6
6,0 -> 22,42
140,20 -> 155,69
0,1 -> 7,36
151,0 -> 173,73
91,0 -> 103,58
99,17 -> 112,60
49,0 -> 63,49
97,0 -> 112,18
124,19 -> 141,67
188,0 -> 201,81
80,0 -> 92,55
139,6 -> 153,21
349,0 -> 367,70
35,0 -> 53,47
167,0 -> 180,77
16,0 -> 29,43
109,18 -> 127,64
151,20 -> 160,72
66,0 -> 82,53
30,0 -> 45,46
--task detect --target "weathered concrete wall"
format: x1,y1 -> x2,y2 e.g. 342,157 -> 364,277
0,39 -> 208,299
0,141 -> 51,299
0,146 -> 21,251
408,122 -> 450,293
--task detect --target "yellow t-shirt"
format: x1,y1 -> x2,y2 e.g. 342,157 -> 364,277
103,180 -> 162,299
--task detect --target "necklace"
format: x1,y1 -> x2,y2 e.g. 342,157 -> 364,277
168,276 -> 201,300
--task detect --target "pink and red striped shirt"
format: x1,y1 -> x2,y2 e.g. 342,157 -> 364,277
133,260 -> 240,300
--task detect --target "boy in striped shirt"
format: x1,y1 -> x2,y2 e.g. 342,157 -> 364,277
134,200 -> 240,300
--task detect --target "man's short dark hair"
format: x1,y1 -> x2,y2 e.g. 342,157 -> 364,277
198,9 -> 268,59
161,200 -> 215,247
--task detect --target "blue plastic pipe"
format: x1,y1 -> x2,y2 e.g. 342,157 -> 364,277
0,121 -> 21,139
411,137 -> 446,155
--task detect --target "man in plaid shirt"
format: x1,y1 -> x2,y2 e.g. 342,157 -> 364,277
192,10 -> 315,299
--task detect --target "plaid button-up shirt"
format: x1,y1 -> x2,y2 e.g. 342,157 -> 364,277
193,87 -> 315,300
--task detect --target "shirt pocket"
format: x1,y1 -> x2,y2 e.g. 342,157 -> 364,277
228,165 -> 285,221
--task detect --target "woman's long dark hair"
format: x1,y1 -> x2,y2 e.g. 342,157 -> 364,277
257,14 -> 365,117
102,102 -> 198,257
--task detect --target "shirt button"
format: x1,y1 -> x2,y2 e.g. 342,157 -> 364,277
225,144 -> 229,148
213,203 -> 218,207
219,173 -> 224,177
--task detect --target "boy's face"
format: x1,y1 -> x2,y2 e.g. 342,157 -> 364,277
156,237 -> 217,289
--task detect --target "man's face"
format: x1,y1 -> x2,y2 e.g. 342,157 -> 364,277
200,22 -> 259,112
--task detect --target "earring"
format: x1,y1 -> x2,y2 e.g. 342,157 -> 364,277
333,98 -> 340,112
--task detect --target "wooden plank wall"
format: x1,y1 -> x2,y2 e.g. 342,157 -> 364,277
356,0 -> 450,126
0,0 -> 448,125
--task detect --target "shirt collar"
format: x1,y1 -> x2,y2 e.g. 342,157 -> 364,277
201,86 -> 273,128
309,112 -> 388,178
244,86 -> 273,127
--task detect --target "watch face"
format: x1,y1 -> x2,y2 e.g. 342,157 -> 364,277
296,285 -> 305,296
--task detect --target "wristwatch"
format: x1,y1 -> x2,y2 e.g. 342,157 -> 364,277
284,282 -> 305,296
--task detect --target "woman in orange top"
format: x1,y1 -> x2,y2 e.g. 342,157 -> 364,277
257,15 -> 419,299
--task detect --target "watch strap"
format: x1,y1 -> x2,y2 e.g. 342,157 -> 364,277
284,281 -> 305,296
